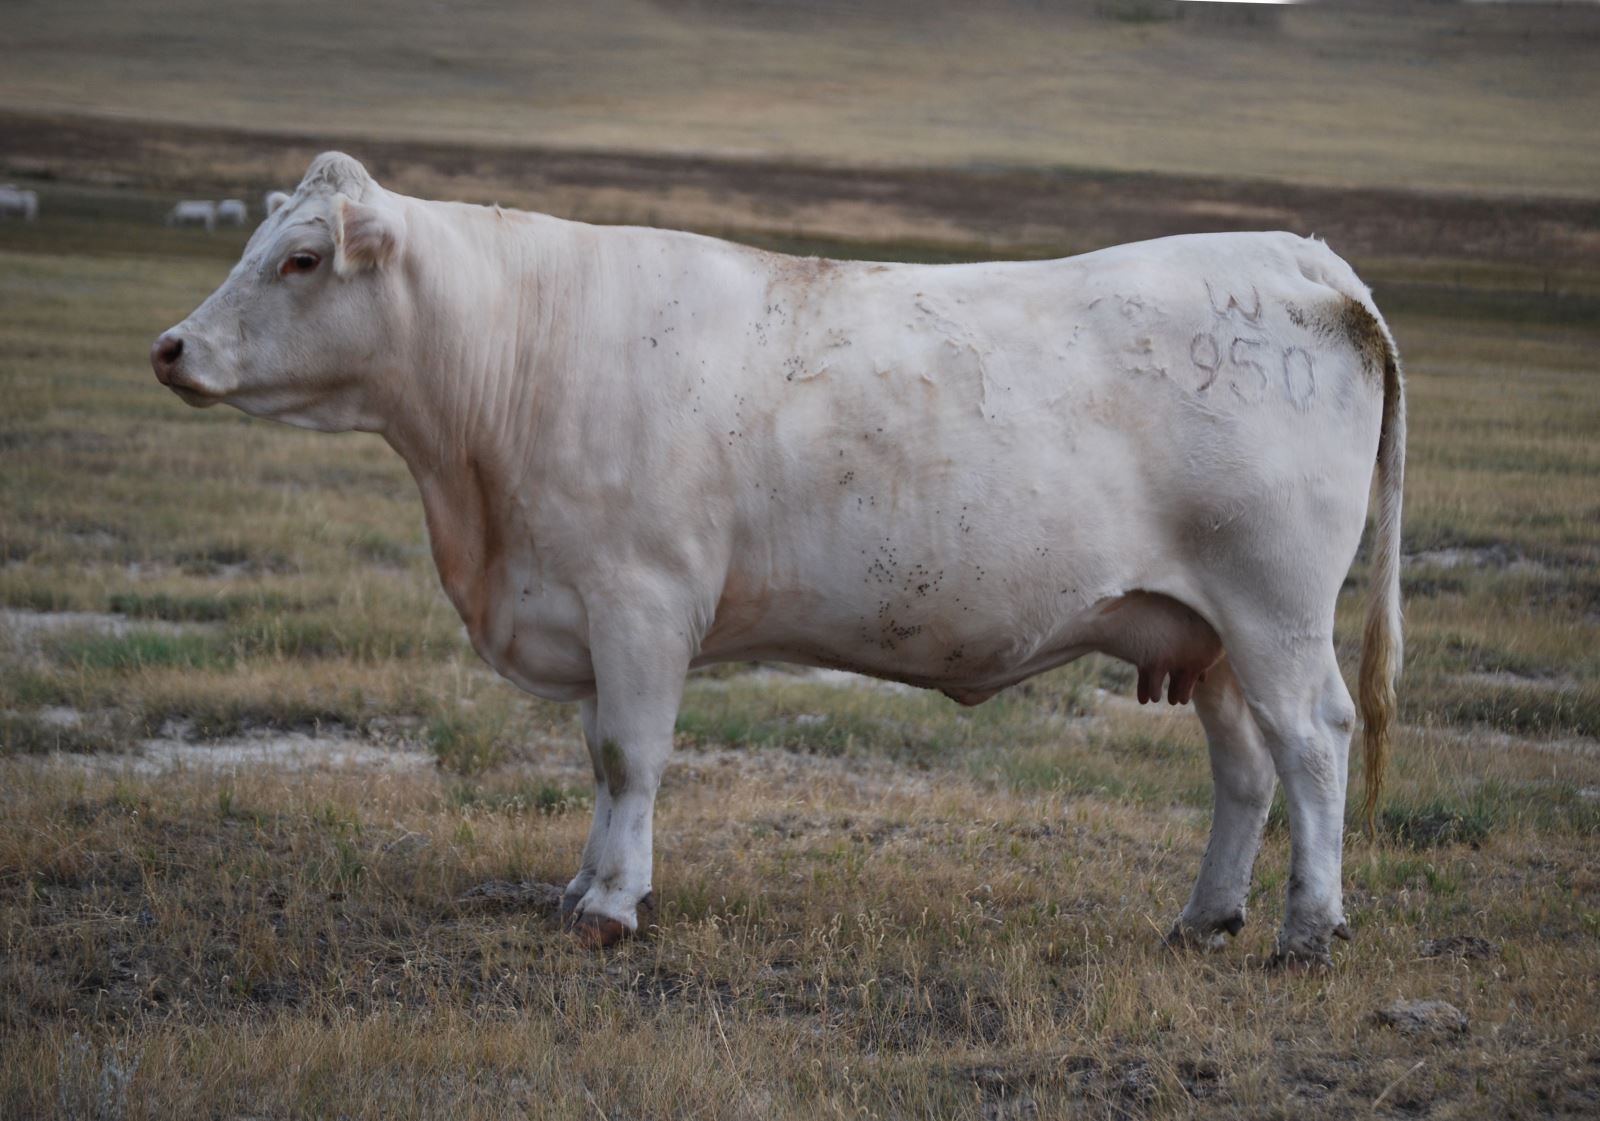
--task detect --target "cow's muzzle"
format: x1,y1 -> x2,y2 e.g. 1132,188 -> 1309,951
149,330 -> 218,406
150,332 -> 185,386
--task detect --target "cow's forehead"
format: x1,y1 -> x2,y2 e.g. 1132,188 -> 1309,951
234,201 -> 333,271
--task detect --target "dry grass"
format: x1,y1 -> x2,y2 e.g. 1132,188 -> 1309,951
3,744 -> 1598,1118
3,142 -> 1600,1119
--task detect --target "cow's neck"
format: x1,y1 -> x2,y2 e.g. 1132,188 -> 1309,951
381,201 -> 563,455
376,200 -> 577,632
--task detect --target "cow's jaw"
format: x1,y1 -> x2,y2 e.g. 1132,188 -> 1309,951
169,384 -> 221,409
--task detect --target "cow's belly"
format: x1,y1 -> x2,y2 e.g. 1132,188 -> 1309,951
697,573 -> 1223,705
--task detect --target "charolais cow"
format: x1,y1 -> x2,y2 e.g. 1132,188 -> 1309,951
217,198 -> 248,225
166,200 -> 217,232
151,153 -> 1404,966
0,186 -> 39,221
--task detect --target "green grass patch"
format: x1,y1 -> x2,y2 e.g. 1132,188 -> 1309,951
43,629 -> 235,673
108,589 -> 296,623
227,614 -> 456,663
425,709 -> 517,775
1378,790 -> 1497,850
1350,851 -> 1461,896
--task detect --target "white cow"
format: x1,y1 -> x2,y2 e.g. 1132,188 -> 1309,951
166,200 -> 217,232
152,153 -> 1404,966
263,190 -> 291,217
0,186 -> 39,221
217,198 -> 248,225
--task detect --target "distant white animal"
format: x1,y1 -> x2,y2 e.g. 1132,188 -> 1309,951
0,186 -> 39,221
263,190 -> 291,217
166,200 -> 217,232
152,152 -> 1406,966
217,199 -> 248,225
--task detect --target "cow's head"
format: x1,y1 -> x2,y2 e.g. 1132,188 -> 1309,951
150,152 -> 407,432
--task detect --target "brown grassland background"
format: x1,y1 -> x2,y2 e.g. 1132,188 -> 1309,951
2,2 -> 1599,1118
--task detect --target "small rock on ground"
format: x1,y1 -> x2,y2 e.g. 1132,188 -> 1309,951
1375,999 -> 1468,1036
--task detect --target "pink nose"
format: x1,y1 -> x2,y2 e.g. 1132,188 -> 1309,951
150,333 -> 183,385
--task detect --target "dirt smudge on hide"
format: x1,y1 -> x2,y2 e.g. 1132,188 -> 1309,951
1337,296 -> 1391,382
1287,295 -> 1389,382
599,739 -> 628,794
761,253 -> 847,365
762,252 -> 842,298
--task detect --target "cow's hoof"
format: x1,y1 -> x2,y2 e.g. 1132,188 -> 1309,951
563,892 -> 655,948
1267,933 -> 1340,971
1267,946 -> 1335,971
559,890 -> 583,922
1268,918 -> 1349,970
1167,910 -> 1244,951
1167,926 -> 1226,952
569,912 -> 632,948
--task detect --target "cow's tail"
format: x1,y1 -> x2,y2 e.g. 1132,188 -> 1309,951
1356,300 -> 1406,837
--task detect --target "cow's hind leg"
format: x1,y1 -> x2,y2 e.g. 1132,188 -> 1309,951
1227,639 -> 1356,967
560,697 -> 612,921
1169,657 -> 1276,949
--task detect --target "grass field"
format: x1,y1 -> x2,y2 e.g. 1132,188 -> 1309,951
3,5 -> 1600,1112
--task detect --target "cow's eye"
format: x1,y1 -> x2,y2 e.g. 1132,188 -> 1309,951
280,251 -> 322,277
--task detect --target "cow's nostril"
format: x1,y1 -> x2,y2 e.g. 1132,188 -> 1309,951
150,333 -> 184,383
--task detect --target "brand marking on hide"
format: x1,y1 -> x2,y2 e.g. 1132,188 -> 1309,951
1189,333 -> 1222,391
1205,281 -> 1262,325
1282,346 -> 1317,409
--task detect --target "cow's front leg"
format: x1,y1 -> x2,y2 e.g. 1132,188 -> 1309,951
560,698 -> 611,921
565,619 -> 689,947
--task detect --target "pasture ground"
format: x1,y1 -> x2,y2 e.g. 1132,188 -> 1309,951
4,96 -> 1600,1121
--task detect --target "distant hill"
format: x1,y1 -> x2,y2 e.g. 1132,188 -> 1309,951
1,0 -> 1596,195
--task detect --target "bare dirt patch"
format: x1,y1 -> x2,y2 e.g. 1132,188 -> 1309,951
1454,670 -> 1578,693
28,720 -> 436,776
1,607 -> 206,643
693,665 -> 919,697
1403,546 -> 1553,574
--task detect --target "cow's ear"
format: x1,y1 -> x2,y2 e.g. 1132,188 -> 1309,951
333,195 -> 403,276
